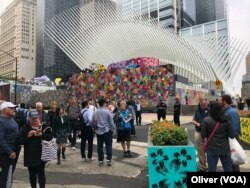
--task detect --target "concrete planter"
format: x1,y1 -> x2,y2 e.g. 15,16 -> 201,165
148,140 -> 197,188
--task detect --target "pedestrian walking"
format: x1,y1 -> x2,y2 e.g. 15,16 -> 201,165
92,98 -> 115,166
48,101 -> 58,126
66,96 -> 81,150
35,102 -> 49,124
173,97 -> 181,126
15,103 -> 28,130
80,100 -> 95,161
52,107 -> 69,165
135,99 -> 142,126
0,102 -> 20,188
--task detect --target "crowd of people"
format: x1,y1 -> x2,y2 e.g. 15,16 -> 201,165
0,97 -> 142,188
0,93 -> 246,187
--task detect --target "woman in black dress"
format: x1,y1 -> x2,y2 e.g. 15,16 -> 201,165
52,107 -> 69,165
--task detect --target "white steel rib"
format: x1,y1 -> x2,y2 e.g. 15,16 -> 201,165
43,1 -> 249,94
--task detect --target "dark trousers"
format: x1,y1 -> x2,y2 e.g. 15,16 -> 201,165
28,163 -> 46,188
81,126 -> 94,159
157,112 -> 166,121
130,120 -> 136,135
68,119 -> 80,147
136,111 -> 141,125
0,148 -> 20,188
207,151 -> 232,172
174,113 -> 180,126
0,153 -> 13,188
96,131 -> 113,162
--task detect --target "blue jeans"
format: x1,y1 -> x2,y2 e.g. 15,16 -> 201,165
96,131 -> 113,161
207,151 -> 232,172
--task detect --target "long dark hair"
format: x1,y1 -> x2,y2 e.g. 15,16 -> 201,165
209,102 -> 228,122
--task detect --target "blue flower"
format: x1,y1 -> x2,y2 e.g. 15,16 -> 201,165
151,149 -> 169,175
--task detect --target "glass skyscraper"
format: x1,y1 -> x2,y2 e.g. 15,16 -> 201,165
122,0 -> 182,32
36,0 -> 81,81
196,0 -> 226,24
122,0 -> 195,32
181,0 -> 196,28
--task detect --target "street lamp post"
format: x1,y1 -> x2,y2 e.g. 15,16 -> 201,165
0,49 -> 18,104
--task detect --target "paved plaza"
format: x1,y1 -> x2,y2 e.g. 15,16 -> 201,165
13,113 -> 250,188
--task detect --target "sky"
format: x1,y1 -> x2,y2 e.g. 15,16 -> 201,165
227,0 -> 250,94
0,0 -> 250,95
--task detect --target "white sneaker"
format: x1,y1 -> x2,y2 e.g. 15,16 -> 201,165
82,157 -> 87,161
87,157 -> 96,161
72,146 -> 76,150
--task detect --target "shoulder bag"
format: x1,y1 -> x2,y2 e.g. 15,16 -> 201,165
204,122 -> 219,152
41,127 -> 57,162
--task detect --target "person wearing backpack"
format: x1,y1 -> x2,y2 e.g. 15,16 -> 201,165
115,100 -> 133,158
15,103 -> 28,130
80,100 -> 95,161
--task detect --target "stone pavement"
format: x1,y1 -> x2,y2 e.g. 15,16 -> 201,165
12,113 -> 250,188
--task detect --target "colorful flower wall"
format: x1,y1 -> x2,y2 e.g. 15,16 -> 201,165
66,64 -> 174,108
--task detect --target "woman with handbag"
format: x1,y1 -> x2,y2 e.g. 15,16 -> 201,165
201,102 -> 234,172
19,110 -> 53,188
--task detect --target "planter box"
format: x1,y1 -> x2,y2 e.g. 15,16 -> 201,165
148,140 -> 197,188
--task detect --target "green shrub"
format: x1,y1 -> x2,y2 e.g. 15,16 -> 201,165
150,120 -> 188,146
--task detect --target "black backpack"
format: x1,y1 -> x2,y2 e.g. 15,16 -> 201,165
79,109 -> 88,130
15,109 -> 27,129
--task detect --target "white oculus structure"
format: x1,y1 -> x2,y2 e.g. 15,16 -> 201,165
43,1 -> 249,95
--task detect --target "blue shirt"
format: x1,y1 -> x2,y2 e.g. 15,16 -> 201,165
92,107 -> 115,135
193,107 -> 209,132
81,108 -> 93,126
0,116 -> 19,154
224,106 -> 241,136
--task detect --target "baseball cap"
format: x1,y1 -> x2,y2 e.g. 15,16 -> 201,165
29,110 -> 39,119
0,102 -> 17,111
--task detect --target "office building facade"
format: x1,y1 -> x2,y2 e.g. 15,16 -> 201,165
196,0 -> 226,24
180,18 -> 228,38
0,0 -> 36,80
181,0 -> 196,28
122,0 -> 195,32
122,0 -> 182,32
36,0 -> 81,81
